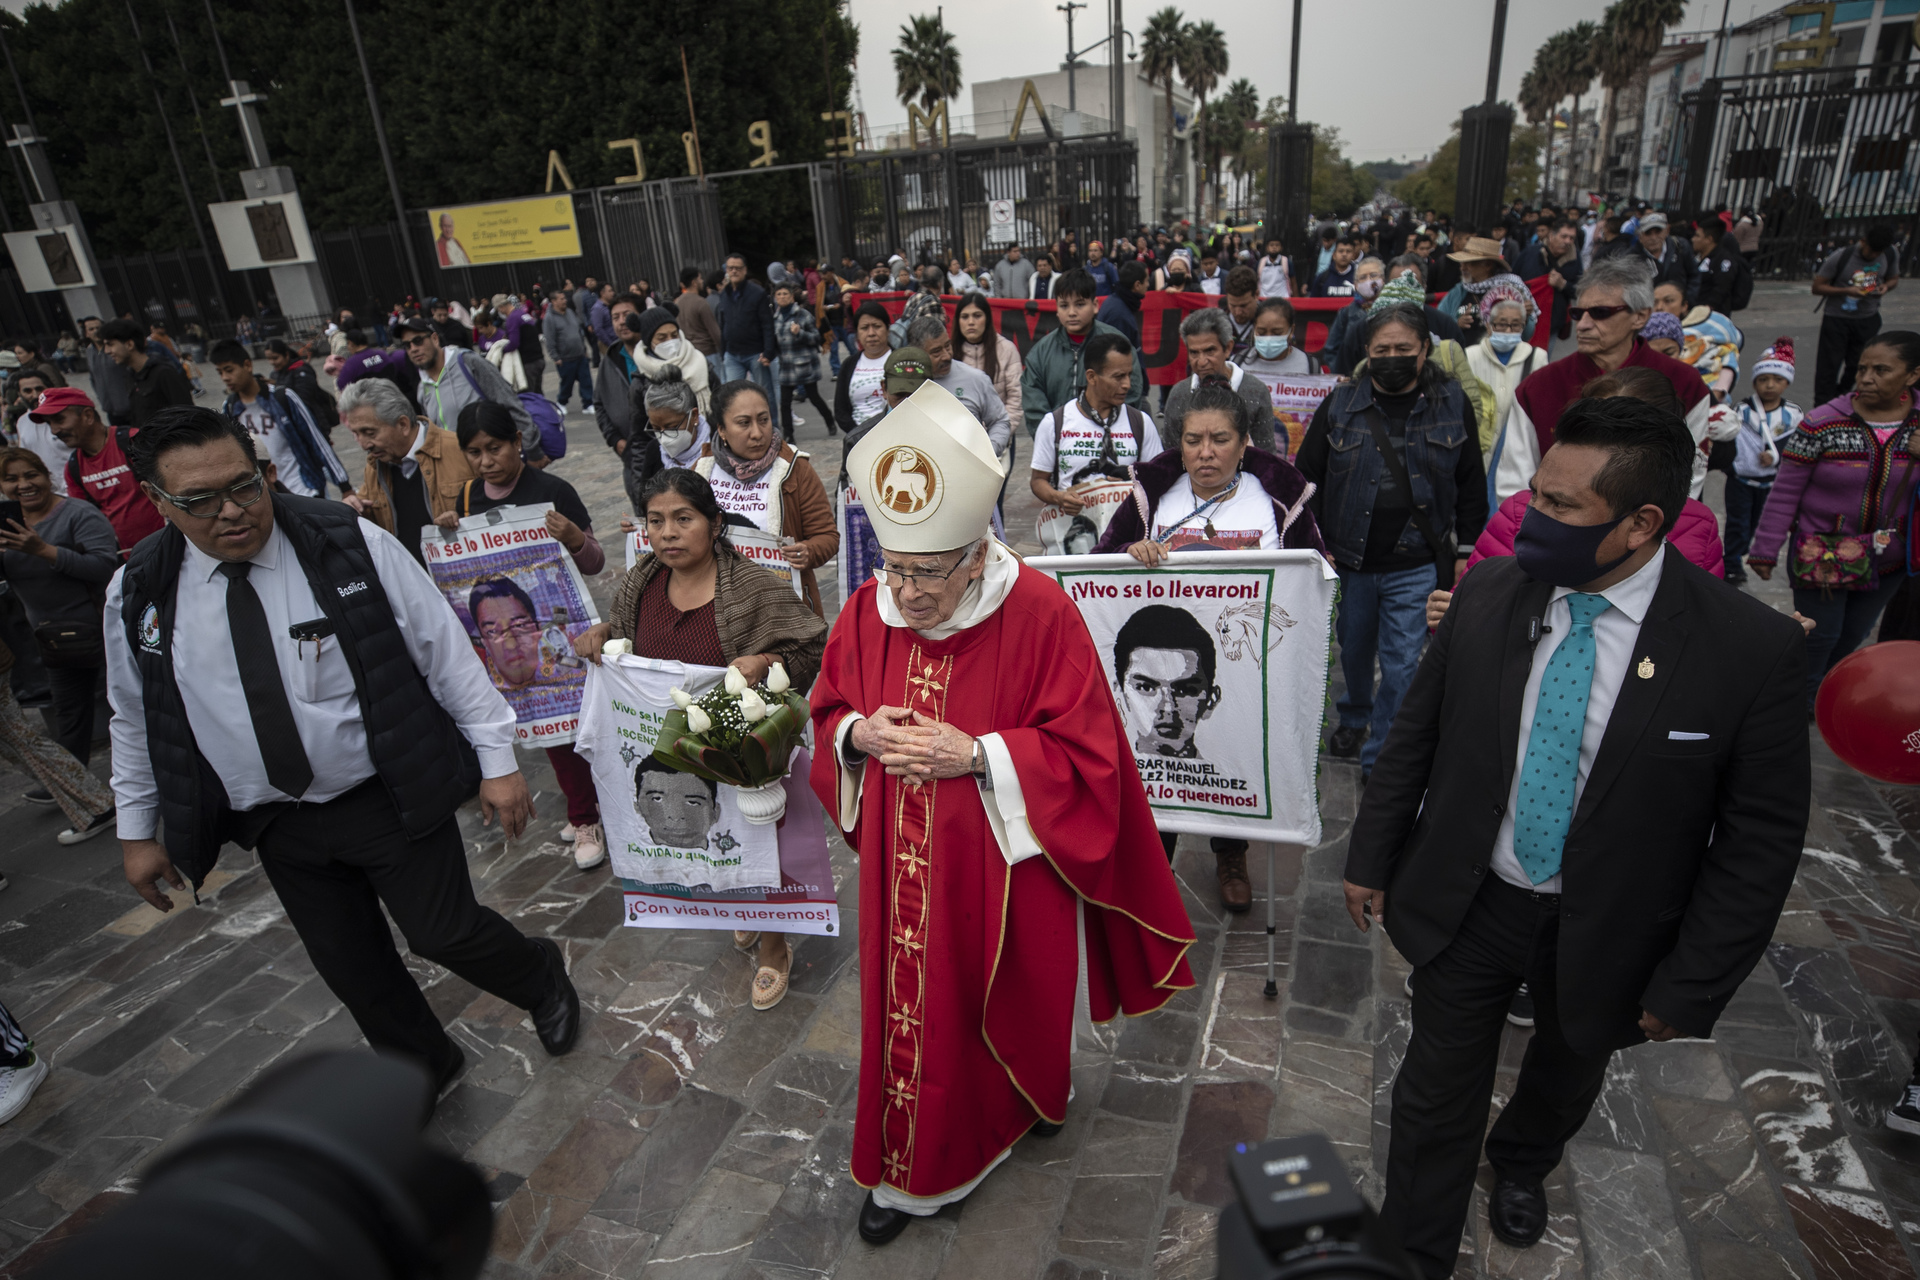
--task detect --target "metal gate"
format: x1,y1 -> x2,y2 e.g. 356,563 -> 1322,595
1675,60 -> 1919,277
830,136 -> 1138,268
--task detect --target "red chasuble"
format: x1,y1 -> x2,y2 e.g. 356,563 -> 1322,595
810,564 -> 1196,1202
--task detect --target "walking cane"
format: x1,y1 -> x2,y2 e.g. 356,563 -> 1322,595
1264,842 -> 1279,999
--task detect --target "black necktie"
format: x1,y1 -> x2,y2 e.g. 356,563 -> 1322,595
217,561 -> 315,799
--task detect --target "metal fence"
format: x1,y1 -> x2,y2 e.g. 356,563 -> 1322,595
0,174 -> 733,348
826,135 -> 1139,269
1674,60 -> 1920,277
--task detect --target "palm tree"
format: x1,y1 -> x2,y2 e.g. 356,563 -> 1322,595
1179,20 -> 1229,221
1560,22 -> 1599,197
892,12 -> 962,119
1519,66 -> 1555,202
1140,8 -> 1187,220
1206,77 -> 1260,216
1595,0 -> 1685,193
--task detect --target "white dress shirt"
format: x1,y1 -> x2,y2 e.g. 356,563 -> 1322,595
1488,546 -> 1666,894
108,518 -> 519,840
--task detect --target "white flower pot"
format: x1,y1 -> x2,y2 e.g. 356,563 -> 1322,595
734,778 -> 788,826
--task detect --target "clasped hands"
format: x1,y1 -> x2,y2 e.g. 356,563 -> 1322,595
849,705 -> 975,782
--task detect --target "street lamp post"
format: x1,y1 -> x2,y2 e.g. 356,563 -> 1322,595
343,0 -> 424,302
1454,0 -> 1515,233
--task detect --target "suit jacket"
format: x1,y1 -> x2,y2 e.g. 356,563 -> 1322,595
1344,547 -> 1809,1052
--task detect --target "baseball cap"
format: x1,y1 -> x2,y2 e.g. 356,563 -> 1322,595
392,314 -> 436,338
885,347 -> 932,395
27,386 -> 97,422
1639,212 -> 1668,231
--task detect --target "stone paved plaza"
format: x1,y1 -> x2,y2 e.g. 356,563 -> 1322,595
0,284 -> 1918,1278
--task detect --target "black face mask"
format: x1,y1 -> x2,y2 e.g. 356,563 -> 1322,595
1371,355 -> 1420,394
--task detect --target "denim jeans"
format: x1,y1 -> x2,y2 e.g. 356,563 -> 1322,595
828,325 -> 856,375
1335,562 -> 1438,771
1722,475 -> 1770,576
554,356 -> 594,410
1793,572 -> 1906,707
723,352 -> 775,398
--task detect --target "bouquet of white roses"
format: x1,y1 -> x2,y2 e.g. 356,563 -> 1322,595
645,660 -> 810,795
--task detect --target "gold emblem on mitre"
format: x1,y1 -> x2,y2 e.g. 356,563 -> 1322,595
847,381 -> 1006,554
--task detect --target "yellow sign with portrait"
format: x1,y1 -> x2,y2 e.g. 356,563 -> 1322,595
426,195 -> 581,267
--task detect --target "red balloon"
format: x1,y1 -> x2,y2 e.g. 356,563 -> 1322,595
1815,640 -> 1920,784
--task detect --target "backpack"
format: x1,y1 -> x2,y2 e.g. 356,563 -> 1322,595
453,349 -> 566,460
1726,254 -> 1754,312
66,424 -> 136,506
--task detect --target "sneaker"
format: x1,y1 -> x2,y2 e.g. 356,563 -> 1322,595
558,823 -> 579,844
1327,726 -> 1366,759
21,787 -> 53,806
57,807 -> 116,845
791,413 -> 806,428
0,1052 -> 48,1125
1886,1076 -> 1920,1136
1507,983 -> 1536,1028
572,824 -> 606,871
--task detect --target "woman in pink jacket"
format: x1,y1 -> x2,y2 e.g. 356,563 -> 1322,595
954,293 -> 1022,424
1427,366 -> 1725,626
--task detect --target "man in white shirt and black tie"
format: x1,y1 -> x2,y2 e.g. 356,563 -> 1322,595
106,406 -> 579,1094
1342,396 -> 1809,1278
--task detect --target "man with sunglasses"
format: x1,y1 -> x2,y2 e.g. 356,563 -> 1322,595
394,315 -> 543,467
1492,257 -> 1714,506
106,405 -> 581,1102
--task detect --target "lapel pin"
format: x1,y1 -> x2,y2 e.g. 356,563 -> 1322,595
1637,657 -> 1655,679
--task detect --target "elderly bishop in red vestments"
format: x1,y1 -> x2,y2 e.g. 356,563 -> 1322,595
810,382 -> 1196,1246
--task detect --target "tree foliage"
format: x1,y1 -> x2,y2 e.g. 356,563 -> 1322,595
1392,115 -> 1548,217
1233,96 -> 1376,220
0,0 -> 857,261
891,12 -> 960,112
1139,6 -> 1187,215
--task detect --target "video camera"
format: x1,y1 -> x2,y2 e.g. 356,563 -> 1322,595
1217,1134 -> 1418,1280
27,1051 -> 491,1280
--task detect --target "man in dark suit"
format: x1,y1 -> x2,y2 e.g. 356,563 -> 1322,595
1342,396 -> 1809,1280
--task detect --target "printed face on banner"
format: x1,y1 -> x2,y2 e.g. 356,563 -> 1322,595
422,504 -> 599,747
634,762 -> 722,850
1116,628 -> 1222,758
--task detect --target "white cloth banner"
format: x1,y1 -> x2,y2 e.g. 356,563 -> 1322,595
420,502 -> 599,748
623,524 -> 805,598
574,657 -> 782,891
1025,550 -> 1337,845
1035,477 -> 1134,557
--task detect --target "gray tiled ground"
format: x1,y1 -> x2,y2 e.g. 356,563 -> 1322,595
1,292 -> 1918,1279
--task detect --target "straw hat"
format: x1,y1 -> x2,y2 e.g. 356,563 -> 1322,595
1446,236 -> 1508,265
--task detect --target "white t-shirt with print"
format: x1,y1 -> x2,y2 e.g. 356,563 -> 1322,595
1032,400 -> 1164,485
849,354 -> 888,426
234,394 -> 318,496
1151,471 -> 1279,552
706,466 -> 778,532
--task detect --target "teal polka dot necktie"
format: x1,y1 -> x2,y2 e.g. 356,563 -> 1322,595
1513,592 -> 1610,886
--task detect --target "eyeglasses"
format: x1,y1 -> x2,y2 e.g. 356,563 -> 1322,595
403,333 -> 435,348
1567,304 -> 1632,322
874,552 -> 970,590
150,470 -> 267,518
478,618 -> 540,642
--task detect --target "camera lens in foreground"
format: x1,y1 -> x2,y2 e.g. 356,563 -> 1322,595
26,1050 -> 491,1280
1217,1133 -> 1419,1280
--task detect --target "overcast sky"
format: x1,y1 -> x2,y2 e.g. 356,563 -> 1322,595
847,0 -> 1755,162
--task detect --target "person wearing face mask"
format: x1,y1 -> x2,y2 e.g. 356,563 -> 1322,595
1160,309 -> 1279,456
1240,299 -> 1323,381
1096,261 -> 1150,346
632,306 -> 712,412
1466,295 -> 1548,473
1342,394 -> 1808,1280
1322,257 -> 1388,374
1438,237 -> 1539,346
615,368 -> 712,516
1295,303 -> 1488,780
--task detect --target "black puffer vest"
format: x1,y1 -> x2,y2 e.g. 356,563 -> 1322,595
119,495 -> 481,886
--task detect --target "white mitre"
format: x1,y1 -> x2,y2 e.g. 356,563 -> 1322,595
846,380 -> 1005,554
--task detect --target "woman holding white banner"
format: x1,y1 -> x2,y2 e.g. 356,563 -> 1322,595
444,401 -> 610,870
576,468 -> 827,1010
692,381 -> 839,616
1093,380 -> 1328,911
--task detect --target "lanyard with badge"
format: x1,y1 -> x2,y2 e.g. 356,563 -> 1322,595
1155,479 -> 1242,545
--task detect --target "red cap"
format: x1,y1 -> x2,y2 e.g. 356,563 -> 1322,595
27,386 -> 96,422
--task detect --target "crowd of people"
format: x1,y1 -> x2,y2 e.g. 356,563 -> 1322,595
0,194 -> 1912,1275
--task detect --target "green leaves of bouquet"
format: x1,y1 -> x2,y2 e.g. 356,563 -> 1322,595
650,663 -> 810,787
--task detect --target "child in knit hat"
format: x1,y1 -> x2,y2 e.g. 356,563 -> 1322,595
1725,336 -> 1803,583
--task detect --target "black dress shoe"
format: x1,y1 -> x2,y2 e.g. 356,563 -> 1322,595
1488,1176 -> 1549,1247
1031,1119 -> 1065,1137
530,937 -> 580,1056
1327,726 -> 1366,759
858,1191 -> 912,1245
